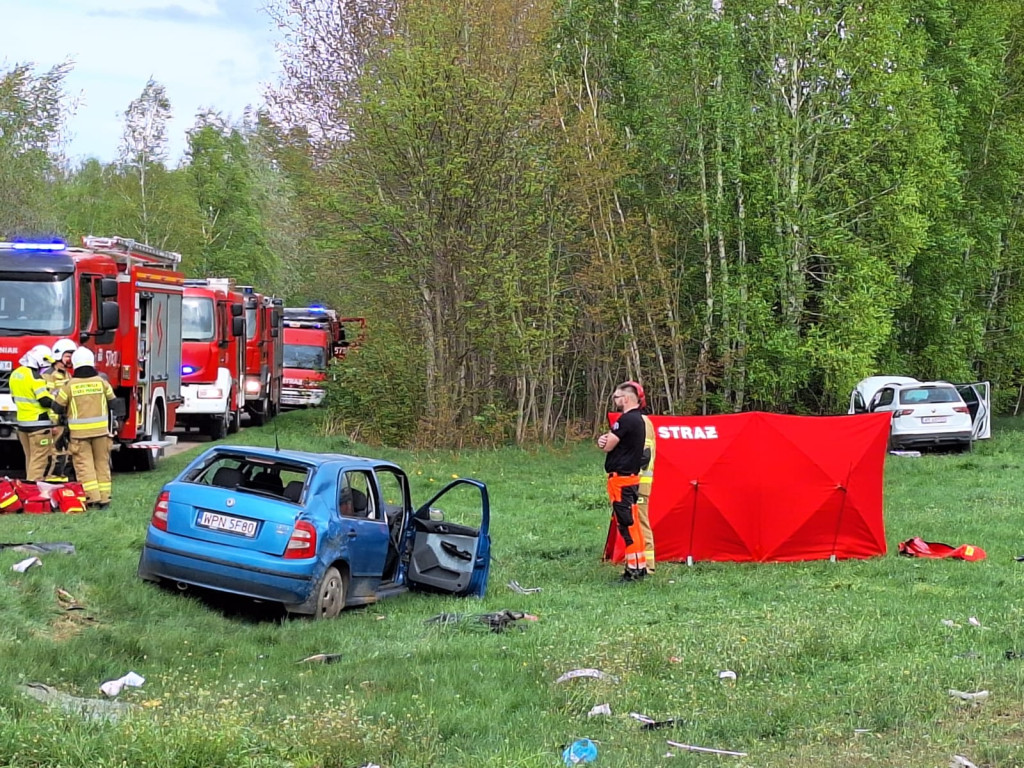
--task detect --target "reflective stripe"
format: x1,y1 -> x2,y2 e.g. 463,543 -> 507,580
69,416 -> 107,425
82,480 -> 99,491
13,396 -> 36,404
16,419 -> 53,427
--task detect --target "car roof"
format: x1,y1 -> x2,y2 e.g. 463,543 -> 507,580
196,444 -> 403,473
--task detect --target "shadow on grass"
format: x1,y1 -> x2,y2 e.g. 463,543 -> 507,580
153,580 -> 290,624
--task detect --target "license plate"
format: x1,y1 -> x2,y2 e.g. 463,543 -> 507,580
196,510 -> 258,537
0,361 -> 11,371
921,416 -> 947,424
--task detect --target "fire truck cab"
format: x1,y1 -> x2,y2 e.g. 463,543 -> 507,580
240,286 -> 284,425
0,236 -> 183,471
179,278 -> 245,439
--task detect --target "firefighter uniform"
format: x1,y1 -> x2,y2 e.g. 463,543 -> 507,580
43,342 -> 76,481
53,348 -> 117,506
637,413 -> 657,572
10,347 -> 57,481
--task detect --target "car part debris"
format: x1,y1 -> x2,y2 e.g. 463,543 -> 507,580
100,671 -> 145,697
298,653 -> 342,664
12,556 -> 41,573
951,756 -> 978,768
0,541 -> 76,555
19,683 -> 135,722
507,579 -> 542,594
562,738 -> 598,765
666,740 -> 747,757
629,712 -> 679,730
424,610 -> 538,633
718,669 -> 737,681
948,689 -> 989,702
556,668 -> 620,684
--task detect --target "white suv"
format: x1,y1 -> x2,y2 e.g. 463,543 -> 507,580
849,377 -> 991,451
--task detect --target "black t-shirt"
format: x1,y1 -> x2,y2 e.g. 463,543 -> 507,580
604,408 -> 645,475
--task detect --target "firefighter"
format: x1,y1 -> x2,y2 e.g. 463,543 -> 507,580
52,347 -> 117,509
43,339 -> 78,481
597,382 -> 649,582
10,344 -> 57,481
632,382 -> 657,572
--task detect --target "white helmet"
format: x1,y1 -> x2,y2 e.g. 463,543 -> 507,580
71,347 -> 96,369
52,339 -> 78,359
26,344 -> 55,369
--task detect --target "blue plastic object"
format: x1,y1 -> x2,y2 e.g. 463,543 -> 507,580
562,738 -> 598,765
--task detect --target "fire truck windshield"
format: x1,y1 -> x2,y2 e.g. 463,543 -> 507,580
0,274 -> 74,335
284,344 -> 326,371
182,297 -> 215,341
245,307 -> 258,340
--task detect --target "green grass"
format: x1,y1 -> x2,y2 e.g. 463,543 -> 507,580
2,410 -> 1024,767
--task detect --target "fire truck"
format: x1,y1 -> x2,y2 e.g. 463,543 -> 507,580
281,307 -> 365,407
0,236 -> 183,471
179,278 -> 246,439
239,286 -> 284,425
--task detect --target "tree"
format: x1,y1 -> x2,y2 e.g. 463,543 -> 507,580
118,78 -> 172,242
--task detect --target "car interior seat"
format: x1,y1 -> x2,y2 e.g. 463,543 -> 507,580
211,466 -> 242,488
351,488 -> 369,517
283,480 -> 304,503
248,470 -> 284,495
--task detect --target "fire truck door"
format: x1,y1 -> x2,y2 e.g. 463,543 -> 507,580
140,292 -> 183,402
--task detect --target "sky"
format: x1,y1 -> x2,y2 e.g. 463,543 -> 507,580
1,0 -> 284,165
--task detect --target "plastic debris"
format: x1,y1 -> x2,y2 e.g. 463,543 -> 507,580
562,738 -> 598,765
968,616 -> 983,628
666,740 -> 747,757
630,712 -> 679,730
853,729 -> 872,734
298,653 -> 342,664
507,579 -> 542,594
941,619 -> 960,628
951,756 -> 978,768
12,556 -> 41,572
1004,649 -> 1023,660
100,671 -> 145,698
889,450 -> 922,457
20,683 -> 135,722
587,704 -> 611,717
948,689 -> 989,702
718,669 -> 737,681
556,668 -> 620,684
0,541 -> 76,555
425,610 -> 538,633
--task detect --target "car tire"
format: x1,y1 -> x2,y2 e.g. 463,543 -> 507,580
313,566 -> 346,619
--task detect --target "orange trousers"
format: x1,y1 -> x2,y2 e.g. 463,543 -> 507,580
607,474 -> 648,572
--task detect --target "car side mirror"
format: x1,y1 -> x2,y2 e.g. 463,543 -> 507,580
428,507 -> 444,522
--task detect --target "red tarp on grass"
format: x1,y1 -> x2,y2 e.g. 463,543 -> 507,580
603,412 -> 891,563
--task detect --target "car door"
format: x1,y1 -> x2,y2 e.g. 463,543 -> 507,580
955,381 -> 992,440
400,478 -> 491,598
336,469 -> 389,599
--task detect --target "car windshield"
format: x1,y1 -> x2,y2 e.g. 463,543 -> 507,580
284,344 -> 326,370
184,453 -> 310,503
183,297 -> 215,341
900,387 -> 961,405
0,274 -> 74,335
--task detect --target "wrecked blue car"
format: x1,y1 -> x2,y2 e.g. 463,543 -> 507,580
137,446 -> 491,617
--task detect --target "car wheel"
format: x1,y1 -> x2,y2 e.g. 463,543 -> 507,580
314,566 -> 346,619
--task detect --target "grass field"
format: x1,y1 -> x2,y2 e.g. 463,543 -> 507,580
2,410 -> 1024,768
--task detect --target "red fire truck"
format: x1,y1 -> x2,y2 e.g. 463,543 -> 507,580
239,286 -> 283,425
0,236 -> 183,471
280,306 -> 364,407
178,278 -> 246,439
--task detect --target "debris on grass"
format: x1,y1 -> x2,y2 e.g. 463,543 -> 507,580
100,671 -> 145,697
666,740 -> 747,757
967,616 -> 984,628
0,541 -> 76,555
718,669 -> 737,681
11,556 -> 41,572
629,712 -> 680,730
889,450 -> 922,457
556,668 -> 620,684
951,756 -> 978,768
20,683 -> 135,722
948,689 -> 989,703
1004,650 -> 1023,660
587,703 -> 611,717
941,619 -> 960,628
298,653 -> 342,664
424,610 -> 538,634
562,738 -> 598,765
507,579 -> 542,594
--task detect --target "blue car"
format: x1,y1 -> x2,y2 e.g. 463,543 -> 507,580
137,445 -> 491,617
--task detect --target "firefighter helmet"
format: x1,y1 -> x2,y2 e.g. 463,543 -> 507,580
52,339 -> 78,359
71,347 -> 96,369
26,344 -> 55,369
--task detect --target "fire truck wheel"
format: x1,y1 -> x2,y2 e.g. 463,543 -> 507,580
228,406 -> 241,434
209,411 -> 228,441
250,399 -> 268,427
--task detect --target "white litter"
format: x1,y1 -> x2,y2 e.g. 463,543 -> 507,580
951,756 -> 978,768
555,668 -> 620,684
948,689 -> 989,702
12,557 -> 41,573
587,704 -> 611,717
941,619 -> 959,628
718,669 -> 737,681
968,616 -> 983,628
507,580 -> 542,594
666,740 -> 747,757
100,671 -> 145,697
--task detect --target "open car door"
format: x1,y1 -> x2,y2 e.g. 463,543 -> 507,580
401,478 -> 491,598
955,382 -> 992,440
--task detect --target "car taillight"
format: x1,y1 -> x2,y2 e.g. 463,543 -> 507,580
954,406 -> 970,414
284,520 -> 317,559
895,409 -> 914,417
151,491 -> 169,531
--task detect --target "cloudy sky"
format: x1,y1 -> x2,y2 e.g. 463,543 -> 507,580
1,0 -> 283,165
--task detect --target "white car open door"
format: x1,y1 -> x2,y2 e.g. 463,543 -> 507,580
955,382 -> 991,440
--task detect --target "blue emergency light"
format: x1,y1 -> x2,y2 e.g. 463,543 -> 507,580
0,240 -> 67,252
182,365 -> 196,375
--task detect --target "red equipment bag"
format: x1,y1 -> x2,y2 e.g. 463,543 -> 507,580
0,478 -> 22,513
23,494 -> 53,514
54,484 -> 86,514
897,537 -> 986,561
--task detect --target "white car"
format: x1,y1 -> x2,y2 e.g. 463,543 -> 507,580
848,376 -> 991,451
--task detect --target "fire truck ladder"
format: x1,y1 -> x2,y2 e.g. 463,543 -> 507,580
82,235 -> 182,267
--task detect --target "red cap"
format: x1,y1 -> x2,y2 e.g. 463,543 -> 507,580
624,380 -> 646,410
